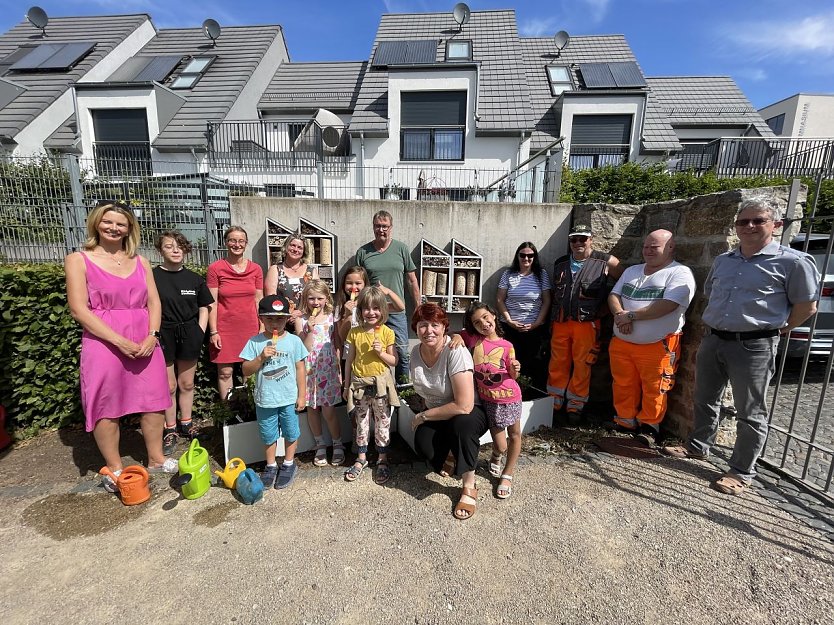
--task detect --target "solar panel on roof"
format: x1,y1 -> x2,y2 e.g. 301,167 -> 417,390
133,56 -> 182,82
579,63 -> 616,88
9,42 -> 95,71
372,40 -> 436,66
608,62 -> 646,88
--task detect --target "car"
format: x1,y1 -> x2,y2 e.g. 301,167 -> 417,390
783,233 -> 834,359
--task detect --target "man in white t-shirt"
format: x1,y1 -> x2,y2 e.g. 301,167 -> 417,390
607,230 -> 695,446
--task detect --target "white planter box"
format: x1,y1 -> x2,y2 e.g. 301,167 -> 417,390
396,395 -> 554,452
223,405 -> 398,464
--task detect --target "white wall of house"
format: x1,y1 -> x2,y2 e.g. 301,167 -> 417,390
75,87 -> 158,162
360,69 -> 526,174
560,94 -> 646,161
759,94 -> 834,137
674,126 -> 752,142
11,20 -> 157,156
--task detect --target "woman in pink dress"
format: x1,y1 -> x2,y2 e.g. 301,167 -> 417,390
207,226 -> 263,400
65,202 -> 175,490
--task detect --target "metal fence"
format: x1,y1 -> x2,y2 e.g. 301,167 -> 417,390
0,153 -> 557,265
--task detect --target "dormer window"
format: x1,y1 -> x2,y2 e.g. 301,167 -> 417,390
170,56 -> 215,89
546,65 -> 572,96
446,40 -> 472,61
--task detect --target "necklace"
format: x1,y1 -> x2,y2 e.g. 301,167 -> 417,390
96,249 -> 123,265
226,258 -> 247,273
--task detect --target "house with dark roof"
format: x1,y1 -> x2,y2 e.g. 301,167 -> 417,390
233,7 -> 772,200
0,11 -> 288,178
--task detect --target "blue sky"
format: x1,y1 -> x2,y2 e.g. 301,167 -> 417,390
1,0 -> 832,108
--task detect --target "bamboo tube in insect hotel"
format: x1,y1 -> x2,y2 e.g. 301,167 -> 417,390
422,269 -> 436,296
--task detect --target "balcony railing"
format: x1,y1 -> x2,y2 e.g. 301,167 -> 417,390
92,141 -> 152,178
206,119 -> 351,171
672,137 -> 834,178
568,144 -> 629,170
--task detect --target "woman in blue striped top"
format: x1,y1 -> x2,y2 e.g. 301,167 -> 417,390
496,242 -> 551,391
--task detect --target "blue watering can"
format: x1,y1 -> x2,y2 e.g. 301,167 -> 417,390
235,468 -> 264,505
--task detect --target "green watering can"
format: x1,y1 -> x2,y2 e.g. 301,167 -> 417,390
178,438 -> 211,500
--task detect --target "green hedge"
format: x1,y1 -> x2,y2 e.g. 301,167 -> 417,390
560,163 -> 833,229
0,264 -> 216,438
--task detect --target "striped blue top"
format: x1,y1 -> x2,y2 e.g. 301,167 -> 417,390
498,269 -> 551,324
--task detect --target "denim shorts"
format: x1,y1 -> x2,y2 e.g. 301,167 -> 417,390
255,404 -> 300,446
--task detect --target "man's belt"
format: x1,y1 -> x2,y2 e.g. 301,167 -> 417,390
708,327 -> 779,341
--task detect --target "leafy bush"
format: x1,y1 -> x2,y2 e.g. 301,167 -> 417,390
559,162 -> 833,230
0,264 -> 217,438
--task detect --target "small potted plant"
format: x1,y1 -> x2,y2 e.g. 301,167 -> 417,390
468,186 -> 487,202
383,182 -> 403,200
498,179 -> 516,203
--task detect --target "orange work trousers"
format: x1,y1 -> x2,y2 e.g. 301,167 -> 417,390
609,333 -> 681,429
547,319 -> 600,413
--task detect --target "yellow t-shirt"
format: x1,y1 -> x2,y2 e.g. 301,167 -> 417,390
346,324 -> 395,378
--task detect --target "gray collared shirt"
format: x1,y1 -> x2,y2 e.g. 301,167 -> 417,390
702,240 -> 820,332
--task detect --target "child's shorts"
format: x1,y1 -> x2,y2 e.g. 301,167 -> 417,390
160,319 -> 205,364
485,401 -> 522,430
255,405 -> 300,446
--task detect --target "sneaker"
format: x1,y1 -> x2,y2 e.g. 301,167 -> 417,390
162,429 -> 178,456
566,410 -> 582,426
179,420 -> 199,440
148,457 -> 179,474
260,465 -> 278,488
275,462 -> 298,490
102,470 -> 121,493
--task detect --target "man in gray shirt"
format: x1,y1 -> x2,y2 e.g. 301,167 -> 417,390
662,198 -> 819,495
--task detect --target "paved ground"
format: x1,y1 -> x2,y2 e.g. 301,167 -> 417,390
1,424 -> 833,624
766,358 -> 834,493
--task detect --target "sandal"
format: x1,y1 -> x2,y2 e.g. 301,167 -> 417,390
374,461 -> 391,485
711,473 -> 749,496
439,451 -> 455,477
496,474 -> 513,500
660,445 -> 708,460
454,485 -> 478,520
344,459 -> 368,482
489,451 -> 504,478
331,443 -> 346,466
313,444 -> 328,467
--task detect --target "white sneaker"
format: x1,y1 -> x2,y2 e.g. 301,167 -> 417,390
101,469 -> 121,493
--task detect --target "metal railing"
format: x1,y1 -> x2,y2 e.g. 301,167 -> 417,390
92,141 -> 152,178
672,137 -> 834,179
206,119 -> 351,171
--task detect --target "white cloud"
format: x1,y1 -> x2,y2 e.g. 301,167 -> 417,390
580,0 -> 610,23
519,17 -> 558,37
728,11 -> 834,60
736,67 -> 768,83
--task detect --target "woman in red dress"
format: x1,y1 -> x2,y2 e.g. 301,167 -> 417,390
207,226 -> 263,400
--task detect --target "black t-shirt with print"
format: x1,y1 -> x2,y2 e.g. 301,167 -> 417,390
153,266 -> 214,325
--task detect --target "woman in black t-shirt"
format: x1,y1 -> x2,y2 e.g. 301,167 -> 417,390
153,231 -> 214,454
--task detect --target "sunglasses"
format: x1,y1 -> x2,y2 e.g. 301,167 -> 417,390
569,236 -> 589,243
95,199 -> 133,213
474,370 -> 503,387
518,253 -> 535,259
734,218 -> 772,227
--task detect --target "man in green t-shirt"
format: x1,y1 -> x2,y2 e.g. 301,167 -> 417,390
355,210 -> 420,382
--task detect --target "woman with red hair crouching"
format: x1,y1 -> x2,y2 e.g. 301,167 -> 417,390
409,303 -> 488,520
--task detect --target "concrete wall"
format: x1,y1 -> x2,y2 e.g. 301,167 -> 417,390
573,184 -> 806,437
230,197 -> 573,330
759,94 -> 834,137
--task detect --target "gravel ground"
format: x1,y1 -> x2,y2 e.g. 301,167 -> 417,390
1,428 -> 833,625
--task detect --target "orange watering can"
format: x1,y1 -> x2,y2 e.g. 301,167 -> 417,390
214,457 -> 246,489
99,465 -> 150,505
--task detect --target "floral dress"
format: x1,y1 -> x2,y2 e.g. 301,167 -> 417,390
274,265 -> 313,311
304,313 -> 342,408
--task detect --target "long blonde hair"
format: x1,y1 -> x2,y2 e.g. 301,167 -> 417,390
299,279 -> 334,315
83,202 -> 139,257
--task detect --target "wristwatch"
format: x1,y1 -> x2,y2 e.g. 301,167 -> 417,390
149,330 -> 161,339
626,311 -> 637,322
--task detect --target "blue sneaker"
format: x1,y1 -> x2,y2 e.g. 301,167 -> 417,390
260,465 -> 278,488
275,462 -> 298,490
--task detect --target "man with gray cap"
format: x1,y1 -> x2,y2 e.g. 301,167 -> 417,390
663,198 -> 819,495
547,224 -> 622,423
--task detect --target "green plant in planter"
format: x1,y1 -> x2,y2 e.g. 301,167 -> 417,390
517,374 -> 547,402
209,376 -> 256,426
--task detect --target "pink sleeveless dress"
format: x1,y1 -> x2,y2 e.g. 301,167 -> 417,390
79,253 -> 171,432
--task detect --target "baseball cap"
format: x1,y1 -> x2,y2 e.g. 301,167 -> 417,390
569,224 -> 593,237
258,294 -> 293,316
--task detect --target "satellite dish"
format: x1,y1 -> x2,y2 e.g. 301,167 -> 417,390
26,6 -> 48,35
554,30 -> 570,52
453,3 -> 471,30
202,18 -> 221,46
